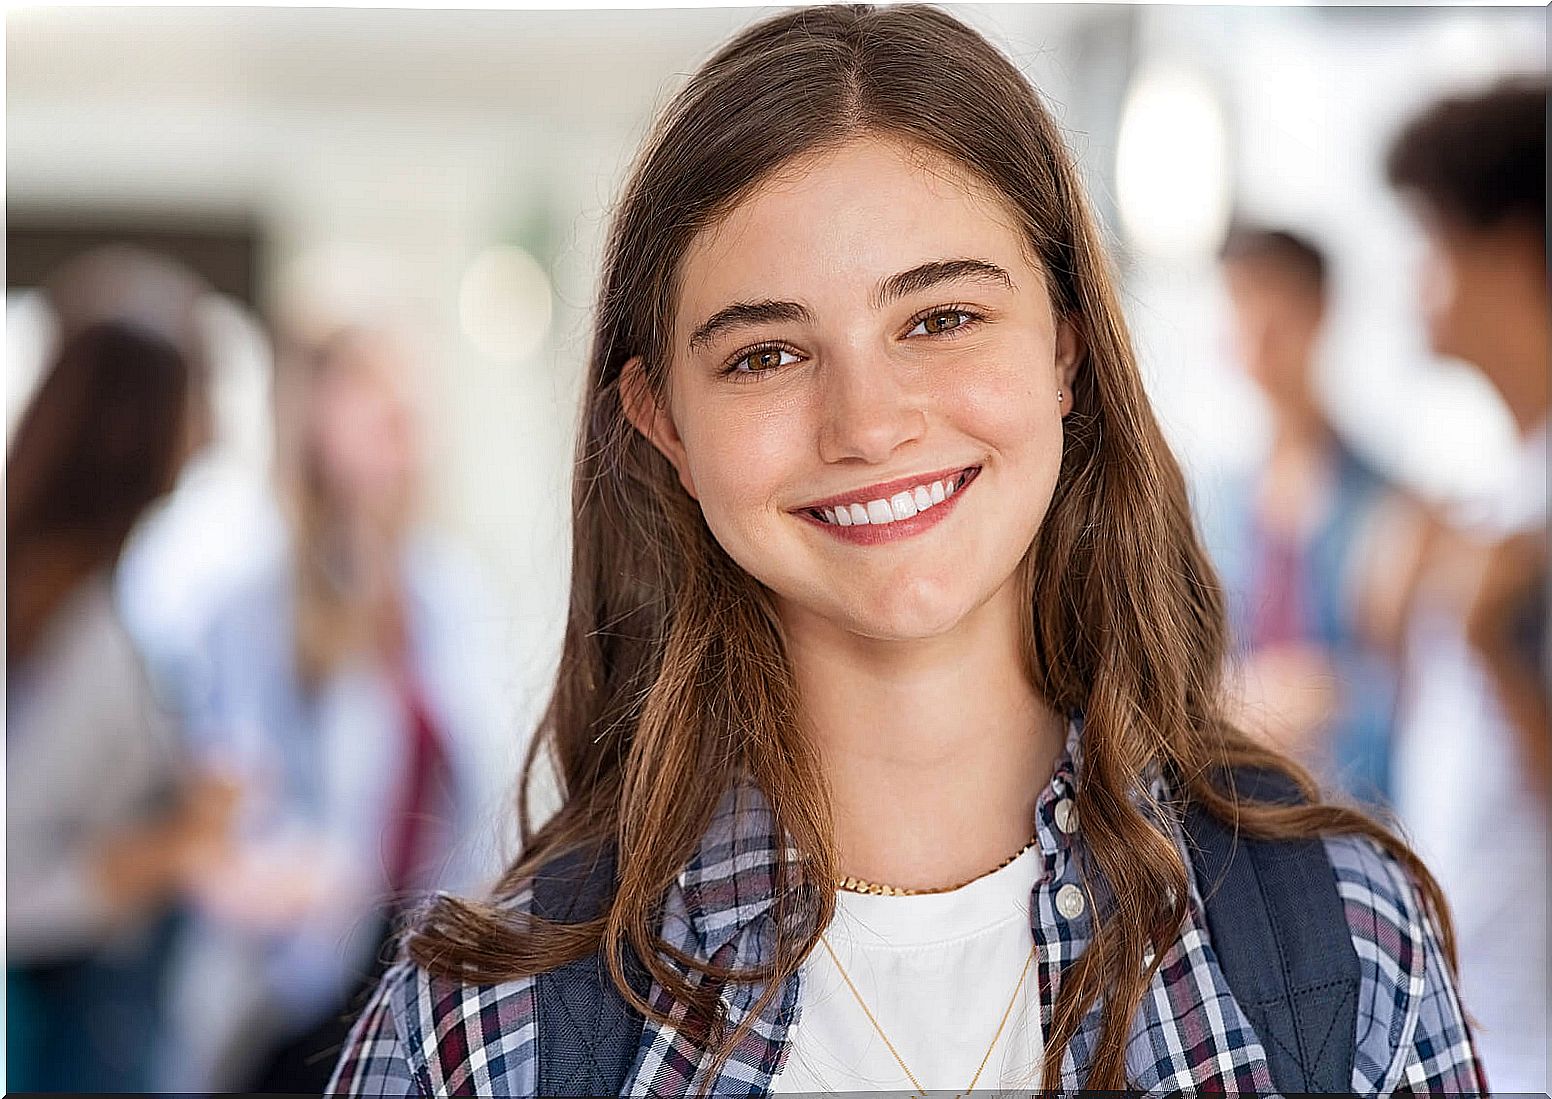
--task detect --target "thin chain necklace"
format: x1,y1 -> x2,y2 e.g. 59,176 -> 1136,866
836,833 -> 1040,896
819,933 -> 1037,1096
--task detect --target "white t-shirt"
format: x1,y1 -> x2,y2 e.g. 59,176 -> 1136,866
774,843 -> 1045,1093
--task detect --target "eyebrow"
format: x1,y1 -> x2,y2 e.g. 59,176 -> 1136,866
872,258 -> 1015,310
688,300 -> 814,353
685,257 -> 1015,353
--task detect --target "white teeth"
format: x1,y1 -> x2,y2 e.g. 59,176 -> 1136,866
811,468 -> 975,525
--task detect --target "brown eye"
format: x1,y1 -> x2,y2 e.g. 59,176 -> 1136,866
724,344 -> 800,379
909,309 -> 977,338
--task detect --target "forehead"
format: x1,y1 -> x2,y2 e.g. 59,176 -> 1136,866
675,135 -> 1041,331
316,336 -> 418,406
1222,258 -> 1320,304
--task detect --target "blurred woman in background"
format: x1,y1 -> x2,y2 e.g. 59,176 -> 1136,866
167,324 -> 514,1092
6,318 -> 234,1091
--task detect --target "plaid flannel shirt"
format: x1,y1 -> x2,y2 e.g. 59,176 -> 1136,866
329,719 -> 1488,1096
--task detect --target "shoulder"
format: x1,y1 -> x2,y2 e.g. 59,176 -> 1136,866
21,574 -> 164,719
326,961 -> 424,1098
1330,438 -> 1392,494
180,552 -> 295,687
1322,832 -> 1487,1095
202,553 -> 292,635
1323,831 -> 1424,1045
327,894 -> 541,1098
41,574 -> 137,669
177,561 -> 295,725
1188,462 -> 1256,557
401,531 -> 496,614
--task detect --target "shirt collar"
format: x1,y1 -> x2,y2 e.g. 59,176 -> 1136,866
677,713 -> 1086,959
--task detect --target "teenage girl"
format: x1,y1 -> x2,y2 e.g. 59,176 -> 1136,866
330,6 -> 1485,1094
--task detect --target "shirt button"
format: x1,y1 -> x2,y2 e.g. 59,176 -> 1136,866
1056,883 -> 1086,919
1053,798 -> 1078,834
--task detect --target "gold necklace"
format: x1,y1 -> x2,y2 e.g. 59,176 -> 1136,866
819,933 -> 1037,1096
836,834 -> 1039,896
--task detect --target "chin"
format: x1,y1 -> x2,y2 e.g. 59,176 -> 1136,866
836,581 -> 981,642
1424,314 -> 1470,363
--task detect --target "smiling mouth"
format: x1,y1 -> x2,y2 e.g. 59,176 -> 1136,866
804,466 -> 979,527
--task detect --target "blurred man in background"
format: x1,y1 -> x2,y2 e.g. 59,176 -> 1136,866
1384,75 -> 1548,1095
1204,227 -> 1401,808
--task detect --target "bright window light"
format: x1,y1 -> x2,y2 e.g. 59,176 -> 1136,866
1115,65 -> 1232,263
458,244 -> 553,366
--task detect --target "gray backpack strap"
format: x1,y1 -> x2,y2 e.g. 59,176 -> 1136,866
532,844 -> 650,1097
1184,766 -> 1361,1093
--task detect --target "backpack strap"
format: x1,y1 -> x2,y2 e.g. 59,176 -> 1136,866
1183,766 -> 1361,1093
532,843 -> 650,1097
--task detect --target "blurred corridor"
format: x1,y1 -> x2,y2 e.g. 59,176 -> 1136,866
6,4 -> 1545,1092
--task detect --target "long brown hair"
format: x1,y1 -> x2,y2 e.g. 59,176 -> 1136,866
410,5 -> 1460,1088
7,320 -> 194,666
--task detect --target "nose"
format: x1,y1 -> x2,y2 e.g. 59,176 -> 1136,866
815,345 -> 928,465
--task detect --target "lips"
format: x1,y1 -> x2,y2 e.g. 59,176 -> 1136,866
810,466 -> 975,525
797,464 -> 980,543
792,464 -> 981,513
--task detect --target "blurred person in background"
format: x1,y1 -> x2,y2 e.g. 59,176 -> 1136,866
164,323 -> 515,1092
1203,227 -> 1401,808
6,315 -> 237,1091
29,246 -> 286,718
1384,75 -> 1549,1094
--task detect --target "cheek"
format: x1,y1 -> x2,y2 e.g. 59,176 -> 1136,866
929,350 -> 1068,559
681,404 -> 798,537
1419,249 -> 1467,346
952,350 -> 1063,466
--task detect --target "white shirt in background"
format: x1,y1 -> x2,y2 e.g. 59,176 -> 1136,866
1392,420 -> 1549,1095
774,843 -> 1045,1094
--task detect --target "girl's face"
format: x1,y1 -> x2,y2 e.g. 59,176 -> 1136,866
311,335 -> 421,520
625,135 -> 1081,641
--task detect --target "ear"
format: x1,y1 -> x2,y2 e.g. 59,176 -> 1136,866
1054,316 -> 1084,416
618,356 -> 699,500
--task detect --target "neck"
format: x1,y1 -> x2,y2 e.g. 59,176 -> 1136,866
325,511 -> 408,652
781,570 -> 1065,892
1499,344 -> 1550,440
1479,274 -> 1549,438
1269,397 -> 1331,456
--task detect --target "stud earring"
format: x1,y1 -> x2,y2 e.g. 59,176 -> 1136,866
1057,389 -> 1064,404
